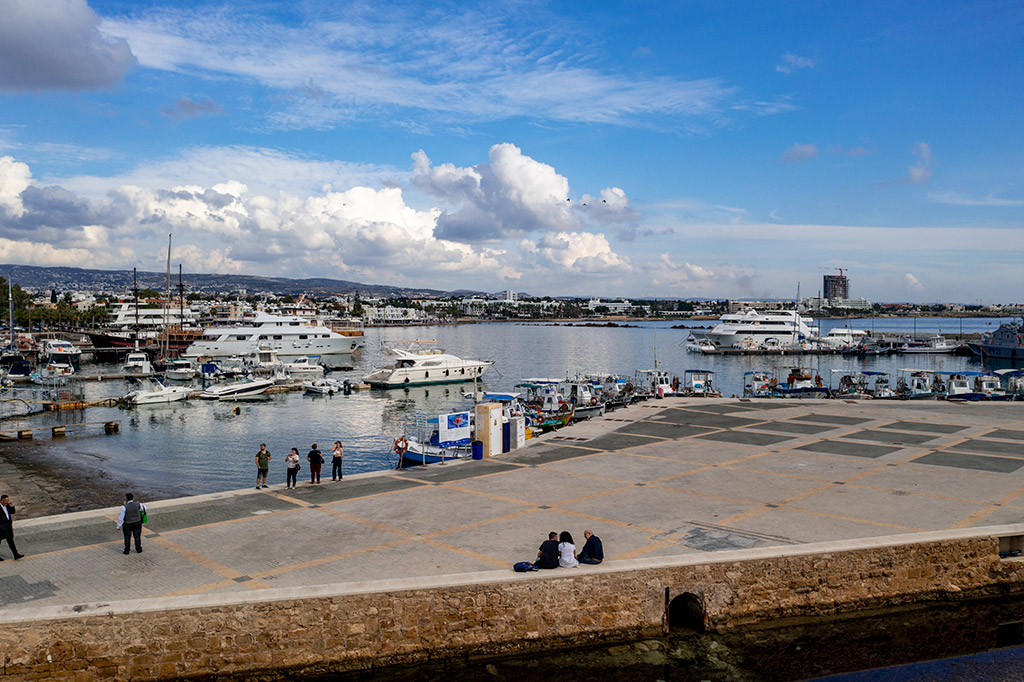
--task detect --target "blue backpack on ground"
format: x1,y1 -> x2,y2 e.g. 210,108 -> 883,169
513,561 -> 537,572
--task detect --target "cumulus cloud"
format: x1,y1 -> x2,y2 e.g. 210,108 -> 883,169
0,0 -> 136,92
413,143 -> 576,242
161,97 -> 224,122
776,53 -> 814,75
780,143 -> 818,162
0,147 -> 637,290
905,273 -> 924,292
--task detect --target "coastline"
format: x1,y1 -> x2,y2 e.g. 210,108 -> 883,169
0,444 -> 161,520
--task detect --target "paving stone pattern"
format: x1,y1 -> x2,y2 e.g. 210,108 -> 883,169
4,398 -> 1024,615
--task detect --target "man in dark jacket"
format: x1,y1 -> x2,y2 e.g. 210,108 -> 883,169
116,493 -> 146,555
0,494 -> 24,560
578,529 -> 604,565
536,531 -> 560,569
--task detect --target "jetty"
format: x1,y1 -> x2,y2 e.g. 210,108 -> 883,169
2,397 -> 1024,680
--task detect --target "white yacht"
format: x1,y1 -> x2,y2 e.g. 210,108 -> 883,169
820,327 -> 869,349
695,309 -> 820,349
183,313 -> 364,360
121,351 -> 154,376
362,341 -> 492,388
40,338 -> 83,367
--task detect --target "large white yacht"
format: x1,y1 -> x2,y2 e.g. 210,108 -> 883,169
183,313 -> 364,360
695,309 -> 820,349
362,341 -> 492,388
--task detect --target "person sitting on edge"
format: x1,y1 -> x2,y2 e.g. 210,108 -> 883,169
557,530 -> 578,568
536,531 -> 560,569
578,529 -> 604,565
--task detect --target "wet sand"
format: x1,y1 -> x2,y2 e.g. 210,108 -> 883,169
0,445 -> 158,519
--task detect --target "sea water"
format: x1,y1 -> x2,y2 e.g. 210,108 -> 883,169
0,317 -> 1016,499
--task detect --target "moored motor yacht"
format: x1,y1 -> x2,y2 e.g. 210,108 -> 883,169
40,338 -> 83,368
121,378 -> 193,405
695,309 -> 820,349
184,313 -> 363,360
163,358 -> 196,381
121,351 -> 153,376
362,341 -> 492,388
199,376 -> 275,400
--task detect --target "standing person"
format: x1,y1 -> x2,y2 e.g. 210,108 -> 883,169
116,493 -> 146,555
330,440 -> 344,481
285,448 -> 300,489
0,494 -> 24,560
535,531 -> 559,569
557,530 -> 578,568
578,529 -> 604,565
255,443 -> 272,489
307,443 -> 323,484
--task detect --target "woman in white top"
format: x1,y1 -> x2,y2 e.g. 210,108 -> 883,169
285,448 -> 300,489
557,530 -> 578,568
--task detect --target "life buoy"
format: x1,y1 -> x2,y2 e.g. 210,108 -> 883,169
393,437 -> 409,455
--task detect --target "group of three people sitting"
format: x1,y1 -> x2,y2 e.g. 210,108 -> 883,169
536,530 -> 603,569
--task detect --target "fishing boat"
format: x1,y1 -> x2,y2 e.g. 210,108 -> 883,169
163,358 -> 196,381
942,372 -> 987,401
775,368 -> 829,399
199,376 -> 275,400
841,338 -> 893,357
895,369 -> 943,400
121,351 -> 154,376
830,370 -> 872,399
974,374 -> 1010,401
362,340 -> 492,388
635,369 -> 678,397
121,378 -> 193,405
994,369 -> 1024,399
742,371 -> 773,398
516,379 -> 574,431
895,335 -> 958,354
681,369 -> 721,397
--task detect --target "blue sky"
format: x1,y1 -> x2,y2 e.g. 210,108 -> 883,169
0,0 -> 1021,302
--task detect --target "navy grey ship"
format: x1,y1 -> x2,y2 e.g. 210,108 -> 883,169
967,319 -> 1024,360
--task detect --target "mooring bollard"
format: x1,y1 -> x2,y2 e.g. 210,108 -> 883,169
104,421 -> 119,434
52,426 -> 66,438
17,430 -> 33,440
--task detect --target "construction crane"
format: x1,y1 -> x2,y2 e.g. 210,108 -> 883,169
818,266 -> 846,278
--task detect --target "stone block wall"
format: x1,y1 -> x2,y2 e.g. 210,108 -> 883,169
2,530 -> 1023,680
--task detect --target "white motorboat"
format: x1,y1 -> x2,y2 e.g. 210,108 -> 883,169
199,376 -> 275,400
695,309 -> 820,349
164,358 -> 196,381
40,338 -> 83,367
302,378 -> 346,395
122,379 -> 193,405
820,327 -> 869,350
121,351 -> 153,375
183,313 -> 364,360
283,356 -> 324,378
362,340 -> 492,388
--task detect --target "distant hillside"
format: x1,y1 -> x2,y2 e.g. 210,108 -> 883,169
0,264 -> 462,298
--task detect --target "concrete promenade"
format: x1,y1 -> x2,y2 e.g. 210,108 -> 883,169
3,397 -> 1024,619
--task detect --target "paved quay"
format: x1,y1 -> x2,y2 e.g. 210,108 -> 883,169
3,397 -> 1024,616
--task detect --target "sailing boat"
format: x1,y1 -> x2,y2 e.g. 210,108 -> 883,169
635,320 -> 678,397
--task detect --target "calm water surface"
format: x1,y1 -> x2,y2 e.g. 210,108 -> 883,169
1,317 -> 1018,499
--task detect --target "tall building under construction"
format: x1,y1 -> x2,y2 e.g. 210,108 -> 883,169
823,274 -> 849,300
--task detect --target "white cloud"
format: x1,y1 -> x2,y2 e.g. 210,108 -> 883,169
776,53 -> 815,75
99,7 -> 742,131
0,156 -> 33,217
906,142 -> 934,184
780,143 -> 818,162
928,191 -> 1024,207
905,273 -> 924,291
521,232 -> 631,274
0,0 -> 136,92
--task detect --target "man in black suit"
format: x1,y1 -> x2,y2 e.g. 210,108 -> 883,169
0,494 -> 25,560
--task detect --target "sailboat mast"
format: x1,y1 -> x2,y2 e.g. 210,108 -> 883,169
164,234 -> 171,358
132,268 -> 140,350
7,280 -> 13,351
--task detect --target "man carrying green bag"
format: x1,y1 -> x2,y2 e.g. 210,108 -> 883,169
116,492 -> 147,555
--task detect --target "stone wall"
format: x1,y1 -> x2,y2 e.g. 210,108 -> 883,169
2,527 -> 1023,681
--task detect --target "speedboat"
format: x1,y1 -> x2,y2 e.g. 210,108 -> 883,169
199,376 -> 275,400
283,356 -> 324,378
40,338 -> 83,368
121,351 -> 153,376
363,340 -> 491,388
164,358 -> 196,381
121,378 -> 193,405
302,378 -> 347,395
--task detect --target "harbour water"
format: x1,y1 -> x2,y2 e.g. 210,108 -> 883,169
0,317 -> 1017,500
